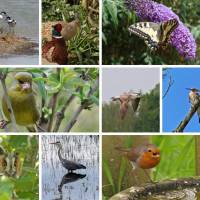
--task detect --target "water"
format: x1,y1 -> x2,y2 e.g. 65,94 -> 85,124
0,0 -> 39,64
42,135 -> 99,200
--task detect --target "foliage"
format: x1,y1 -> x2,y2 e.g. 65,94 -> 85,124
42,0 -> 99,64
103,0 -> 200,64
102,84 -> 160,132
0,68 -> 99,132
0,135 -> 38,200
102,135 -> 196,199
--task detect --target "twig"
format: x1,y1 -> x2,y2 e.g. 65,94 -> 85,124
88,6 -> 99,13
53,87 -> 80,132
109,177 -> 200,200
0,73 -> 17,132
64,77 -> 99,132
162,75 -> 174,99
47,68 -> 60,132
47,92 -> 59,132
174,100 -> 200,132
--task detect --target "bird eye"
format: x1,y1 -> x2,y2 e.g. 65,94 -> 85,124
18,80 -> 24,84
148,149 -> 152,152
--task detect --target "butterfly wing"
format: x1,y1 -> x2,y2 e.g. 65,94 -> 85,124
128,22 -> 161,50
159,19 -> 179,49
128,19 -> 178,50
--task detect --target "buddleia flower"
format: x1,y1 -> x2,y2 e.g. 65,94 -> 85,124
125,0 -> 196,60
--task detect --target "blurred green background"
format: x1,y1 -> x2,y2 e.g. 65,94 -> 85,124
102,135 -> 199,199
0,135 -> 38,200
102,0 -> 200,64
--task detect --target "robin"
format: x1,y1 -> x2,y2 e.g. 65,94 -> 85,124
115,144 -> 160,181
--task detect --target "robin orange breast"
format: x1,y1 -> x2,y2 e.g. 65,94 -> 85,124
115,144 -> 160,169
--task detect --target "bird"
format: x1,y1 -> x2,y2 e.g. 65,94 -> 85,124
115,144 -> 160,182
50,141 -> 86,172
115,144 -> 160,169
42,23 -> 68,65
1,72 -> 39,131
0,12 -> 16,37
111,91 -> 141,120
186,88 -> 200,123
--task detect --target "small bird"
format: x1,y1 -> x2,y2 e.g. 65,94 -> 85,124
115,144 -> 160,169
1,72 -> 39,131
0,12 -> 16,37
186,88 -> 200,123
50,141 -> 86,172
111,91 -> 141,120
42,23 -> 68,65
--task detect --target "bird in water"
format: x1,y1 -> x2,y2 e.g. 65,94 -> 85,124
42,23 -> 68,65
50,141 -> 86,172
0,72 -> 39,132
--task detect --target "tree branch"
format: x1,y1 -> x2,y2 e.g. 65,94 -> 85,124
53,87 -> 79,132
162,75 -> 174,99
64,77 -> 99,132
110,177 -> 200,200
0,73 -> 17,132
174,100 -> 200,132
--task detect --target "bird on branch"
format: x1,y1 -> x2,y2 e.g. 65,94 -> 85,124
186,88 -> 200,123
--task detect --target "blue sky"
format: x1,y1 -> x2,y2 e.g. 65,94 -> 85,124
163,68 -> 200,132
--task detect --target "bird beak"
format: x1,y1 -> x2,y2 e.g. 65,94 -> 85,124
185,88 -> 191,90
49,142 -> 56,144
22,82 -> 31,91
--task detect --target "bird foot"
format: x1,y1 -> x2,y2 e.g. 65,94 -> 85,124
0,120 -> 8,129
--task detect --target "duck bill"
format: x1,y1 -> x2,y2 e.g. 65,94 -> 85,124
22,82 -> 31,91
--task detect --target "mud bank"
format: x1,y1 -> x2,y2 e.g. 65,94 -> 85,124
0,36 -> 38,56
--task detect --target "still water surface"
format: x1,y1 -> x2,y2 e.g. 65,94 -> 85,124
1,0 -> 39,64
42,135 -> 99,200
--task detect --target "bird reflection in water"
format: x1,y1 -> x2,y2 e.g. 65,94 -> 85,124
53,172 -> 86,200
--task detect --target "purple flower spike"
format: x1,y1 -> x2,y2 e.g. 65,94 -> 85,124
126,0 -> 196,60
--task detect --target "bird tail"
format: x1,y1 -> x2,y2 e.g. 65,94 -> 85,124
197,107 -> 200,123
115,146 -> 130,152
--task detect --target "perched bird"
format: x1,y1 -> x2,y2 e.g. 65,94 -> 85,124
111,91 -> 141,120
115,144 -> 160,169
50,141 -> 86,172
1,72 -> 39,131
186,88 -> 200,123
42,23 -> 68,65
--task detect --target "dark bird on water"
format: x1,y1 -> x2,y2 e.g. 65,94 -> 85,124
50,141 -> 86,172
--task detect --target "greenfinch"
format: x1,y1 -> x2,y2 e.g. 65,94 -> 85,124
2,72 -> 39,131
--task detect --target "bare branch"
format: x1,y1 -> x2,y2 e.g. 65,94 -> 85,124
162,75 -> 174,99
64,77 -> 99,132
174,100 -> 200,132
0,73 -> 17,132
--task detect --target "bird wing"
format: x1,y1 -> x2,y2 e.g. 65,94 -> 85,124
131,97 -> 141,112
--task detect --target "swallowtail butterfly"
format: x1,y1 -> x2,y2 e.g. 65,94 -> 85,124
128,19 -> 179,51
